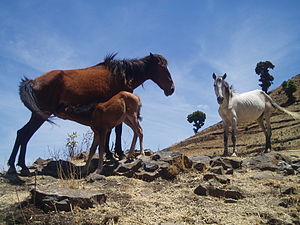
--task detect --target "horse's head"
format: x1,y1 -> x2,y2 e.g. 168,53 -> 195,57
212,73 -> 227,104
147,53 -> 175,96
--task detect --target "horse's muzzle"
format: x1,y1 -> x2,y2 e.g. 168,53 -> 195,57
217,96 -> 224,104
164,86 -> 175,96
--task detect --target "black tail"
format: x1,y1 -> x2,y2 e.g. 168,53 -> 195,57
19,77 -> 53,123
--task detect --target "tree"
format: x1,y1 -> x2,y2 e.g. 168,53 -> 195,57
255,61 -> 275,93
282,80 -> 297,103
187,111 -> 206,134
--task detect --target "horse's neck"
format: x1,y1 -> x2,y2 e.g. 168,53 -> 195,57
127,71 -> 150,91
221,87 -> 235,110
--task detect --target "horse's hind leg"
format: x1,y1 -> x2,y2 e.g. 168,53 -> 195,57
7,113 -> 46,175
264,112 -> 272,153
257,115 -> 268,153
125,116 -> 144,158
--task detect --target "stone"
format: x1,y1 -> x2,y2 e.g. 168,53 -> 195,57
280,186 -> 295,195
143,161 -> 159,172
30,185 -> 106,212
116,159 -> 142,173
86,173 -> 106,183
40,160 -> 80,179
243,152 -> 292,172
154,152 -> 193,169
203,173 -> 230,184
194,184 -> 245,200
209,166 -> 225,175
224,198 -> 238,203
134,171 -> 160,182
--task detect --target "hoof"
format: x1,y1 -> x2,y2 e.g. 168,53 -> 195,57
231,152 -> 238,157
19,168 -> 32,177
222,152 -> 229,157
93,168 -> 103,175
117,153 -> 126,160
6,166 -> 17,175
105,152 -> 115,160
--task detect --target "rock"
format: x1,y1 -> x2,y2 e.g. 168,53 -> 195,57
243,152 -> 292,172
203,173 -> 230,184
143,161 -> 159,172
210,157 -> 242,170
153,152 -> 193,169
224,198 -> 238,203
190,155 -> 211,172
134,171 -> 160,182
40,160 -> 80,179
30,185 -> 106,212
194,184 -> 245,200
116,159 -> 142,173
86,173 -> 106,183
280,186 -> 295,195
209,166 -> 225,175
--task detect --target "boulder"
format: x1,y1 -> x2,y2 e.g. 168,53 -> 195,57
190,155 -> 211,172
243,152 -> 293,172
29,185 -> 106,212
152,152 -> 193,169
194,184 -> 245,200
40,160 -> 81,179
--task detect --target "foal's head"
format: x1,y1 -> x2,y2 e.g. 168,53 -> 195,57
146,53 -> 175,96
212,73 -> 228,104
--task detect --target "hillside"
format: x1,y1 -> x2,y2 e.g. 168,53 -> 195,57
0,75 -> 300,225
164,74 -> 300,157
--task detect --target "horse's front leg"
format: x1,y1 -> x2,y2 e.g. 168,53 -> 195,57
104,129 -> 114,160
83,133 -> 99,176
231,117 -> 238,156
223,123 -> 229,156
114,123 -> 125,159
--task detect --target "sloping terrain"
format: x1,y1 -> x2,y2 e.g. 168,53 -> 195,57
164,74 -> 300,158
0,75 -> 299,225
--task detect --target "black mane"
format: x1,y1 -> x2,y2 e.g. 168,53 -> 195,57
93,53 -> 168,89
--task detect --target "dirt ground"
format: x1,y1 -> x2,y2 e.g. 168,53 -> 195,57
1,150 -> 299,225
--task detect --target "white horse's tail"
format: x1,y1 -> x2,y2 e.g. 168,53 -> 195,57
263,92 -> 300,120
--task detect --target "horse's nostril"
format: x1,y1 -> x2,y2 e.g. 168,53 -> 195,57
217,96 -> 224,103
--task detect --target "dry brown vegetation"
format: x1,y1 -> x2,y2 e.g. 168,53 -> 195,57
0,75 -> 300,225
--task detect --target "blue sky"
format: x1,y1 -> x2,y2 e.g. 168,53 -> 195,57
1,0 -> 300,169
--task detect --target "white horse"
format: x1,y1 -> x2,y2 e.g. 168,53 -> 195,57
213,73 -> 300,156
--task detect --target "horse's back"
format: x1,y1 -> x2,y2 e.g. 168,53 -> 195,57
32,66 -> 116,110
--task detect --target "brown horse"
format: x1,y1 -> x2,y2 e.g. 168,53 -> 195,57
8,53 -> 174,175
59,91 -> 144,175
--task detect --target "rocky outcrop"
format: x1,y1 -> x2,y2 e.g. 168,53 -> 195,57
29,185 -> 106,212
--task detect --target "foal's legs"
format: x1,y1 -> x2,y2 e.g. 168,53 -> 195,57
94,129 -> 107,175
7,113 -> 46,175
124,116 -> 144,158
83,133 -> 99,175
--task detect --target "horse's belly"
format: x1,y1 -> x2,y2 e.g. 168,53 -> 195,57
236,106 -> 264,123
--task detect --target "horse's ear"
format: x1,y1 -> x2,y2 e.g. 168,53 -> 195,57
149,53 -> 158,63
223,73 -> 227,79
212,73 -> 216,80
